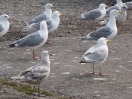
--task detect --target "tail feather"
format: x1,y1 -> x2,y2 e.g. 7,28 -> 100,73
11,76 -> 20,80
9,43 -> 16,47
79,59 -> 87,63
81,36 -> 98,42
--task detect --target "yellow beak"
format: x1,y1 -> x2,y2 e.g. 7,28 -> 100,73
60,13 -> 65,16
9,17 -> 14,21
106,40 -> 111,43
105,5 -> 109,8
118,11 -> 123,14
52,6 -> 56,9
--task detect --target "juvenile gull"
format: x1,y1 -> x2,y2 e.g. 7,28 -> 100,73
79,37 -> 110,75
81,10 -> 123,41
12,50 -> 52,96
106,0 -> 123,16
79,3 -> 108,29
26,3 -> 55,26
9,21 -> 48,60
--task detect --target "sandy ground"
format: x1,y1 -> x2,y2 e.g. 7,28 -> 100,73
0,0 -> 132,99
0,34 -> 132,99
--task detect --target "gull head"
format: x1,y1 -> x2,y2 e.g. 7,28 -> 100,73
110,9 -> 123,17
40,21 -> 47,30
99,3 -> 108,10
45,3 -> 55,9
0,14 -> 14,21
121,4 -> 128,11
98,37 -> 110,45
41,50 -> 52,61
52,11 -> 64,18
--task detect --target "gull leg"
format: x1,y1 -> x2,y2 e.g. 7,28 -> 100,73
32,50 -> 41,60
89,64 -> 95,74
93,22 -> 98,29
99,66 -> 107,76
33,85 -> 36,96
46,39 -> 52,44
38,85 -> 40,97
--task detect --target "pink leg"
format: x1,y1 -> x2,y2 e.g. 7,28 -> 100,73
89,64 -> 95,74
99,66 -> 107,76
93,22 -> 98,29
32,50 -> 41,60
46,39 -> 52,44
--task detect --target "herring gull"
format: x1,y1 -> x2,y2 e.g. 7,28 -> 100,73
124,1 -> 132,10
9,21 -> 48,60
79,3 -> 108,29
116,4 -> 128,25
0,14 -> 14,49
26,3 -> 55,26
99,4 -> 128,26
106,0 -> 123,16
0,14 -> 13,37
26,11 -> 64,33
79,37 -> 110,75
81,10 -> 123,41
26,11 -> 64,43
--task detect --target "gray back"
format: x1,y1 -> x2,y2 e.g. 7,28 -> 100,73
89,26 -> 111,39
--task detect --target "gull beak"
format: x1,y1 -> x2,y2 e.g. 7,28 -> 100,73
118,11 -> 123,14
49,53 -> 52,56
52,6 -> 56,9
105,5 -> 109,8
60,13 -> 65,16
106,40 -> 111,43
9,17 -> 14,21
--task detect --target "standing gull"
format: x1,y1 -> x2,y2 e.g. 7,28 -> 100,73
0,14 -> 13,37
79,37 -> 110,75
26,3 -> 55,26
81,10 -> 123,41
0,14 -> 14,48
27,11 -> 64,32
79,3 -> 108,29
125,1 -> 132,9
26,11 -> 64,43
116,4 -> 128,25
106,0 -> 123,16
12,50 -> 52,96
9,21 -> 48,60
99,5 -> 128,26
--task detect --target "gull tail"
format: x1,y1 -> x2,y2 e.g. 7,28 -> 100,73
11,76 -> 20,81
81,37 -> 89,42
79,58 -> 87,63
79,60 -> 85,63
81,35 -> 98,42
9,43 -> 16,47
